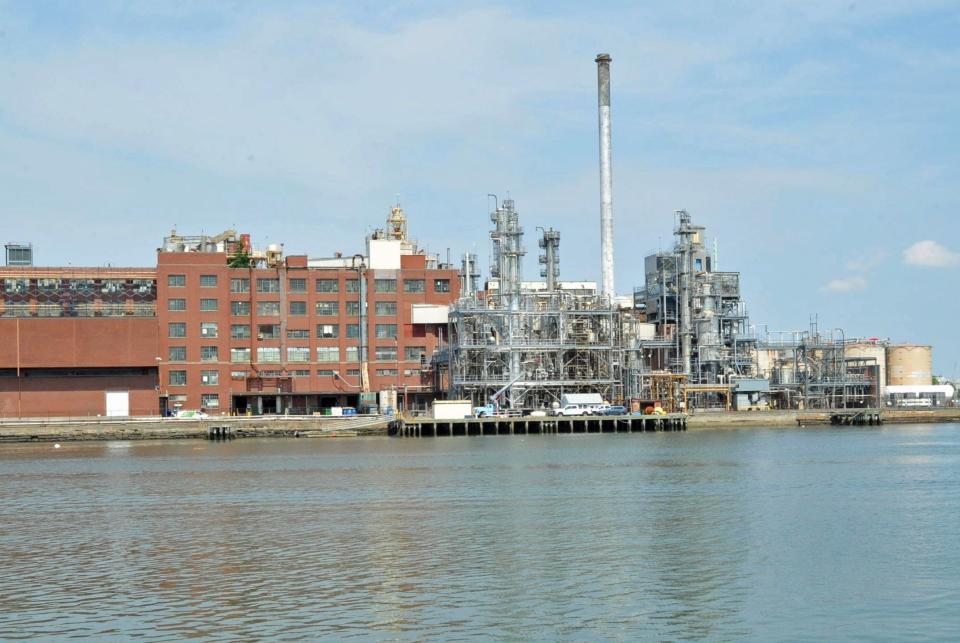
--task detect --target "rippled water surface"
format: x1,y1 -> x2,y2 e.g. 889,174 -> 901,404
2,424 -> 960,640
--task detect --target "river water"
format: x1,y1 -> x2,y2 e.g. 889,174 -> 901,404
1,424 -> 959,640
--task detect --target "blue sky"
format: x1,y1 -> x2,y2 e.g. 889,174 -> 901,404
1,1 -> 958,375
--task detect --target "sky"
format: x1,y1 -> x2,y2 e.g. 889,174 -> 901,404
1,0 -> 958,375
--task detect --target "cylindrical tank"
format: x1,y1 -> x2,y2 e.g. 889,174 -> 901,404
637,323 -> 656,340
846,343 -> 887,392
886,344 -> 932,386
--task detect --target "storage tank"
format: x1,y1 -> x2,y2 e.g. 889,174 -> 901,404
886,344 -> 933,386
846,343 -> 887,393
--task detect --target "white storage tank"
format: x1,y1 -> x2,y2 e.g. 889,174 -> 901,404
846,343 -> 887,394
886,344 -> 933,386
637,323 -> 656,340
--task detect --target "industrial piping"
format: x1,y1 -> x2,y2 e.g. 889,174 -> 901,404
596,53 -> 615,302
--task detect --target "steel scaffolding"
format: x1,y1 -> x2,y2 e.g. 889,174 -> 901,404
449,201 -> 621,410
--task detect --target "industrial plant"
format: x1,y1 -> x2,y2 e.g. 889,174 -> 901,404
0,53 -> 954,420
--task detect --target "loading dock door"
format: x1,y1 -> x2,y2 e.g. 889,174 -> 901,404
105,391 -> 130,417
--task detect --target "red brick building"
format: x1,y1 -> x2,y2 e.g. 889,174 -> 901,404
0,268 -> 160,418
0,208 -> 459,418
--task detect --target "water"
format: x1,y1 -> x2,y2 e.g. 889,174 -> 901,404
2,425 -> 959,641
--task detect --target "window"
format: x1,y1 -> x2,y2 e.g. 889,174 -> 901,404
345,279 -> 360,293
404,368 -> 422,377
317,347 -> 339,363
168,370 -> 187,386
376,324 -> 397,339
434,279 -> 450,293
291,370 -> 310,378
288,278 -> 307,293
231,324 -> 251,339
375,301 -> 396,316
200,346 -> 219,362
231,301 -> 250,316
376,369 -> 398,376
317,369 -> 338,376
316,278 -> 339,293
257,278 -> 280,293
257,301 -> 280,316
168,322 -> 186,338
230,278 -> 249,293
168,394 -> 187,403
168,274 -> 185,288
200,298 -> 218,312
345,301 -> 360,316
200,393 -> 220,408
375,346 -> 397,361
200,275 -> 218,288
345,346 -> 366,362
230,370 -> 249,379
346,368 -> 360,376
405,346 -> 426,362
287,347 -> 311,363
315,301 -> 338,316
168,298 -> 186,311
168,346 -> 186,362
257,347 -> 281,363
201,370 -> 220,386
259,370 -> 282,377
289,300 -> 307,316
317,324 -> 339,339
3,278 -> 29,294
404,279 -> 425,293
258,324 -> 281,339
346,324 -> 360,339
231,348 -> 251,363
287,329 -> 310,339
200,322 -> 218,338
374,279 -> 396,293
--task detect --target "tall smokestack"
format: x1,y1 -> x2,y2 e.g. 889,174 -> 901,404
596,53 -> 615,302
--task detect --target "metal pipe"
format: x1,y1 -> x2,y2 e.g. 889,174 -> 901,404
596,53 -> 615,302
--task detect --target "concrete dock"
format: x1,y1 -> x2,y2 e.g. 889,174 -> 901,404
0,415 -> 390,443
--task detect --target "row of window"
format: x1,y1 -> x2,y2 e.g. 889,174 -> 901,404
168,367 -> 420,386
168,322 -> 400,339
168,299 -> 405,317
167,275 -> 451,294
168,274 -> 219,288
229,369 -> 363,378
167,344 -> 426,362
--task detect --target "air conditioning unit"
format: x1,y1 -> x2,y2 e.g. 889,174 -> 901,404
257,333 -> 264,340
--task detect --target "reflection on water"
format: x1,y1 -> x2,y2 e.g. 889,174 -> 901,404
2,426 -> 959,639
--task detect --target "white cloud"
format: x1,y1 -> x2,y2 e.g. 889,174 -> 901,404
821,276 -> 867,292
903,240 -> 960,268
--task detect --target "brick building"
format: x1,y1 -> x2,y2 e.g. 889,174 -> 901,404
0,207 -> 459,418
0,268 -> 159,418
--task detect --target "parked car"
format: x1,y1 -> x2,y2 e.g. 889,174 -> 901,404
604,405 -> 627,415
583,404 -> 610,415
